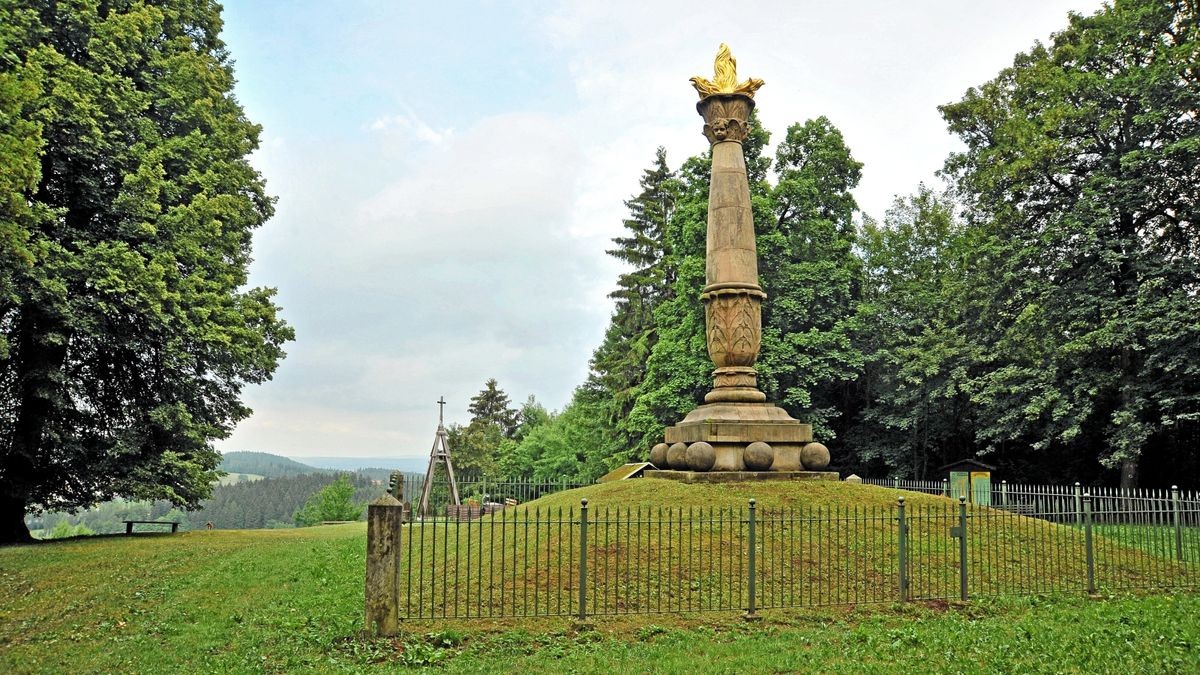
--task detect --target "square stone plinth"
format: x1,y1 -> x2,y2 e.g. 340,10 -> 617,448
645,470 -> 840,483
665,420 -> 813,444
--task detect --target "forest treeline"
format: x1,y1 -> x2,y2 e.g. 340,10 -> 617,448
453,1 -> 1199,489
28,471 -> 384,533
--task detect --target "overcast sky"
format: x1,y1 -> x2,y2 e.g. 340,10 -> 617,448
215,0 -> 1106,460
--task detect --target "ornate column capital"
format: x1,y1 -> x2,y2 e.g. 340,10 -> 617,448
690,43 -> 764,145
697,94 -> 755,144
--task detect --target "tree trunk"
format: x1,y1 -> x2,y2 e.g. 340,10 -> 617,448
0,494 -> 33,545
1119,457 -> 1139,489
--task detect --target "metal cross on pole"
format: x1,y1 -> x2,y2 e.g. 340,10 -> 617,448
417,395 -> 461,518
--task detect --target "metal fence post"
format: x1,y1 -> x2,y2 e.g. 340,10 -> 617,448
746,498 -> 757,619
1000,480 -> 1008,508
897,496 -> 908,602
1074,482 -> 1083,527
942,478 -> 948,497
893,476 -> 900,490
1083,492 -> 1096,595
958,495 -> 968,601
578,498 -> 588,621
1172,485 -> 1183,561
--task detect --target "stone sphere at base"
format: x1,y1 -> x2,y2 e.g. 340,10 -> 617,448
649,443 -> 670,468
686,442 -> 716,472
801,442 -> 831,470
667,442 -> 690,470
744,441 -> 774,471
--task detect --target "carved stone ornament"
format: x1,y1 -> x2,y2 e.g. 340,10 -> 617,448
699,95 -> 755,144
703,287 -> 764,368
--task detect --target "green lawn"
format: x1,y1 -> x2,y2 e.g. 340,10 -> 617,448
2,522 -> 1198,673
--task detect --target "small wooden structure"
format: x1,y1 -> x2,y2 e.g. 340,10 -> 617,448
417,396 -> 461,518
598,462 -> 654,483
942,459 -> 996,506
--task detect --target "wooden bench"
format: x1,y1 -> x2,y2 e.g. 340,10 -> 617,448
124,520 -> 180,534
994,503 -> 1037,516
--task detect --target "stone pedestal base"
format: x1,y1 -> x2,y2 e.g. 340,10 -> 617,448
661,402 -> 824,472
645,470 -> 840,483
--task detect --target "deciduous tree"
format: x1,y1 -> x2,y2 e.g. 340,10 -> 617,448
940,0 -> 1199,486
0,1 -> 292,543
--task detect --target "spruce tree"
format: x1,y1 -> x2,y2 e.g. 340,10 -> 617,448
467,378 -> 519,437
589,148 -> 678,457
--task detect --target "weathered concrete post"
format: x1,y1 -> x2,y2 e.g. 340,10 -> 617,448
365,493 -> 403,636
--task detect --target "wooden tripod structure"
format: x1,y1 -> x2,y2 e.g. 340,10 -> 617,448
417,396 -> 460,518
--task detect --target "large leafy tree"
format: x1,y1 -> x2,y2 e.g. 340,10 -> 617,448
848,187 -> 981,478
757,117 -> 865,443
293,475 -> 364,527
940,0 -> 1199,486
0,1 -> 292,543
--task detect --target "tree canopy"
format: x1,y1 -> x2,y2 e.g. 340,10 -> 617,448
938,0 -> 1199,486
0,0 -> 292,543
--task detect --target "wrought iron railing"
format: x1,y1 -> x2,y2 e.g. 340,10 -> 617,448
365,486 -> 1200,631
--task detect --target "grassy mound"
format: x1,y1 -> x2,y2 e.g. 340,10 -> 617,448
395,480 -> 1192,621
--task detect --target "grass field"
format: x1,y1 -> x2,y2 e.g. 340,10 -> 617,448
1,481 -> 1198,673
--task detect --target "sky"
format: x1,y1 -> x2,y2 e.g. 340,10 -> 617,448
215,0 -> 1107,460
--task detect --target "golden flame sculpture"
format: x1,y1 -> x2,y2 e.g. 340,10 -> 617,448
689,43 -> 765,99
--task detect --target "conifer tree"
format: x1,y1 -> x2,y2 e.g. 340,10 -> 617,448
589,148 -> 679,455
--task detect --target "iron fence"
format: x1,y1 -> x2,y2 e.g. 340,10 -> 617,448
392,474 -> 590,517
365,486 -> 1200,629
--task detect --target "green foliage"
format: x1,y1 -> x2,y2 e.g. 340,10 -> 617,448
447,379 -> 532,478
25,472 -> 381,532
504,384 -> 620,481
592,148 -> 680,448
27,497 -> 188,535
45,520 -> 94,539
938,0 -> 1200,485
468,378 -> 519,437
293,476 -> 363,527
198,472 -> 378,529
0,0 -> 293,542
756,117 -> 865,441
847,187 -> 980,477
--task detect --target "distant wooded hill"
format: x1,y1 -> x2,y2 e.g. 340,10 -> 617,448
219,451 -> 326,478
189,472 -> 383,529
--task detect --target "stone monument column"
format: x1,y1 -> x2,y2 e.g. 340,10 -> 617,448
649,45 -> 834,478
697,77 -> 767,404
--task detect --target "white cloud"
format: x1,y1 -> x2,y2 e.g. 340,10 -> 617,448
368,110 -> 454,146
